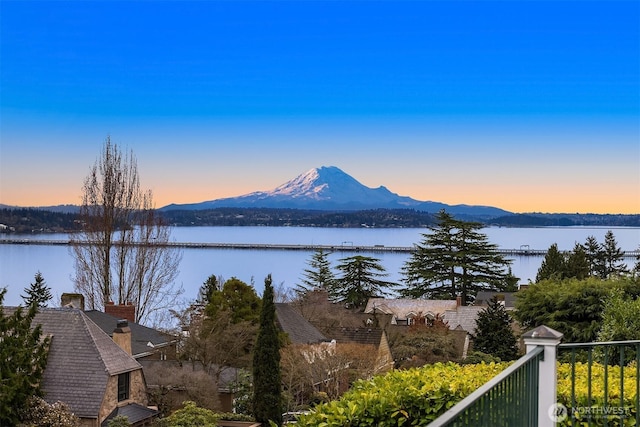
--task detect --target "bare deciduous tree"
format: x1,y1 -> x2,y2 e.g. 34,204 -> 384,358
70,136 -> 182,325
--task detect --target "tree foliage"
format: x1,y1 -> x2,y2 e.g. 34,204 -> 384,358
597,288 -> 640,342
514,276 -> 640,343
535,232 -> 628,283
331,255 -> 394,308
155,400 -> 218,427
20,396 -> 80,427
252,275 -> 283,426
472,297 -> 519,361
400,210 -> 513,305
145,364 -> 220,416
295,249 -> 336,296
21,271 -> 53,308
197,275 -> 222,305
601,230 -> 628,278
0,288 -> 50,425
535,243 -> 567,282
388,317 -> 460,368
70,137 -> 183,325
205,277 -> 261,325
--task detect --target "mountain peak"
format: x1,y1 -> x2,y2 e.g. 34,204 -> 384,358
160,166 -> 511,217
270,166 -> 359,199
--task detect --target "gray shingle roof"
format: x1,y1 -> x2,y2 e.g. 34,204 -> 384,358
102,402 -> 159,426
6,307 -> 142,419
84,310 -> 177,358
275,303 -> 328,344
364,298 -> 458,321
325,327 -> 383,346
442,306 -> 485,334
474,291 -> 518,309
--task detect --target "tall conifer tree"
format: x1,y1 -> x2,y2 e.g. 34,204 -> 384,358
252,275 -> 282,425
401,210 -> 513,305
601,230 -> 628,278
21,271 -> 52,308
535,243 -> 567,282
0,288 -> 50,425
472,296 -> 519,361
295,249 -> 335,295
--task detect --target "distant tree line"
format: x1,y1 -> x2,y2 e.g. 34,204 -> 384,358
0,208 -> 81,233
1,207 -> 639,232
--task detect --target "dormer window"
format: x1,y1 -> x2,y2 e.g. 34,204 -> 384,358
117,371 -> 130,401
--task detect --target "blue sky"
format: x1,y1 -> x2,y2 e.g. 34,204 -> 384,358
1,0 -> 638,213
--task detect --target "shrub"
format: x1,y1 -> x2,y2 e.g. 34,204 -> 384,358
292,360 -> 638,426
155,401 -> 218,427
293,362 -> 510,426
557,362 -> 638,426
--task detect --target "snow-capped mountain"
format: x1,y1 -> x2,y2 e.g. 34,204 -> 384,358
161,166 -> 511,217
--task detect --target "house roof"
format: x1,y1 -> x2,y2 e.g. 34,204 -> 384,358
364,298 -> 458,319
84,310 -> 177,358
275,303 -> 328,345
442,306 -> 485,334
474,291 -> 518,308
6,307 -> 142,419
102,402 -> 159,426
325,327 -> 383,347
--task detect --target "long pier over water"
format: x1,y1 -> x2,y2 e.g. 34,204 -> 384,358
1,238 -> 639,258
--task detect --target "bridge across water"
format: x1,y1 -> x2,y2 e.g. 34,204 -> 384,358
1,238 -> 639,258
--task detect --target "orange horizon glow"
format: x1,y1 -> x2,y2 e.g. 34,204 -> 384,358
2,184 -> 638,215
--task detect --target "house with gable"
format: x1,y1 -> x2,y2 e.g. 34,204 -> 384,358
275,301 -> 393,377
364,297 -> 460,326
9,306 -> 158,427
84,308 -> 178,361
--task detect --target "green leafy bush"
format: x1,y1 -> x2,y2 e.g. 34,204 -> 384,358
293,361 -> 638,426
155,401 -> 218,427
557,362 -> 638,426
293,362 -> 510,426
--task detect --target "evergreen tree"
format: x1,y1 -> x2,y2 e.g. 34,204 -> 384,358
535,244 -> 566,282
205,277 -> 261,325
197,274 -> 221,305
0,288 -> 50,425
295,249 -> 336,295
634,245 -> 640,278
400,210 -> 513,305
332,255 -> 394,308
584,235 -> 605,278
252,275 -> 282,426
472,296 -> 519,361
565,243 -> 590,280
21,271 -> 53,308
601,230 -> 628,278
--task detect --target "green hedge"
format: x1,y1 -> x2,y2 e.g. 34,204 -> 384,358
293,362 -> 638,426
293,362 -> 510,426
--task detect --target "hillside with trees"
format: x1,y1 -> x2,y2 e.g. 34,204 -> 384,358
1,206 -> 638,232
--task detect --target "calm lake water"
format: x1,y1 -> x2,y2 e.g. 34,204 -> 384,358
1,226 -> 638,307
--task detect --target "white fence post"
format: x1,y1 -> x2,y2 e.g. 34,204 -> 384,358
522,325 -> 564,427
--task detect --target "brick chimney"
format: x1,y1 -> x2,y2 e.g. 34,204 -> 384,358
105,301 -> 136,323
112,319 -> 132,355
456,295 -> 462,307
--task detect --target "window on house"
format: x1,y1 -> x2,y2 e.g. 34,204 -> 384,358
118,371 -> 130,401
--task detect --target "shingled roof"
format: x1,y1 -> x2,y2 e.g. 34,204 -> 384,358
364,298 -> 458,322
442,306 -> 485,334
325,327 -> 383,346
275,303 -> 328,345
84,310 -> 177,359
8,307 -> 142,419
